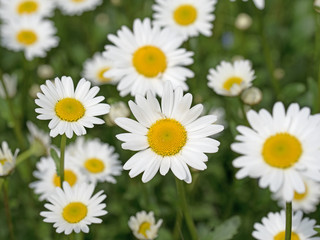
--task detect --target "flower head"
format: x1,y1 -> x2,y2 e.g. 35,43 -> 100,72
27,121 -> 51,156
0,141 -> 19,177
230,0 -> 265,10
56,0 -> 102,16
35,76 -> 110,138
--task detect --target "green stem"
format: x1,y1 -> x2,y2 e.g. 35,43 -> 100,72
2,180 -> 15,240
16,146 -> 37,166
285,201 -> 292,240
173,211 -> 183,240
175,179 -> 198,240
59,134 -> 67,187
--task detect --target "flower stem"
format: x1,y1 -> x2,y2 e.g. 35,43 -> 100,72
16,146 -> 37,166
175,178 -> 198,240
285,201 -> 292,240
59,134 -> 67,187
2,180 -> 15,240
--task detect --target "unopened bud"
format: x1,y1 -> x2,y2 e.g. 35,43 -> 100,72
241,87 -> 262,106
235,13 -> 252,30
37,64 -> 54,79
105,101 -> 130,126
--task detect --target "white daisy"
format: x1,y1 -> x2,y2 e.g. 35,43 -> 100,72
67,137 -> 122,184
0,73 -> 18,99
152,0 -> 217,40
82,52 -> 117,86
0,0 -> 55,21
252,210 -> 320,240
0,141 -> 19,177
103,18 -> 194,97
230,0 -> 265,10
27,121 -> 51,156
207,59 -> 255,96
30,155 -> 86,201
35,76 -> 110,139
56,0 -> 102,16
115,82 -> 223,183
128,211 -> 163,240
40,182 -> 107,235
231,102 -> 320,201
273,176 -> 320,213
1,16 -> 59,61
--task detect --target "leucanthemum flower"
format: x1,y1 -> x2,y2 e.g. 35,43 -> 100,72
35,76 -> 110,139
103,18 -> 194,97
56,0 -> 102,16
0,141 -> 19,177
128,211 -> 163,240
27,121 -> 51,156
230,0 -> 265,10
272,176 -> 320,213
152,0 -> 217,40
40,182 -> 107,235
1,16 -> 59,61
68,137 -> 122,184
82,52 -> 117,85
116,82 -> 223,183
0,0 -> 55,21
252,211 -> 320,240
207,59 -> 255,96
30,155 -> 86,201
231,102 -> 320,201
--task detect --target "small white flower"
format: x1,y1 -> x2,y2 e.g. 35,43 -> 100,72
128,211 -> 163,240
241,87 -> 262,106
235,13 -> 252,30
0,74 -> 18,99
40,182 -> 108,235
207,60 -> 255,96
152,0 -> 217,40
1,16 -> 59,60
68,137 -> 122,184
0,141 -> 19,177
56,0 -> 102,16
252,211 -> 320,240
35,76 -> 110,139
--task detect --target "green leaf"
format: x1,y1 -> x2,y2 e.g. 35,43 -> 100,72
50,148 -> 60,176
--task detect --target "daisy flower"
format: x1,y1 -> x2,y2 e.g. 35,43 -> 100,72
207,59 -> 255,96
35,76 -> 110,139
56,0 -> 102,16
0,0 -> 55,21
230,0 -> 265,10
252,211 -> 320,240
231,102 -> 320,201
30,155 -> 86,201
67,137 -> 122,184
128,211 -> 163,240
0,141 -> 19,177
152,0 -> 217,40
1,16 -> 59,60
27,121 -> 51,156
272,176 -> 320,213
82,52 -> 117,85
0,73 -> 18,99
40,182 -> 107,235
116,82 -> 223,183
103,18 -> 194,97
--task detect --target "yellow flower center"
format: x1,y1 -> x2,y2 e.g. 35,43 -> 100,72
132,45 -> 167,78
0,158 -> 7,165
17,0 -> 38,15
173,4 -> 198,26
223,76 -> 243,91
84,158 -> 105,173
148,119 -> 187,156
294,184 -> 308,201
55,98 -> 85,122
16,30 -> 38,46
138,221 -> 151,238
97,67 -> 111,83
262,133 -> 302,168
53,170 -> 78,187
62,202 -> 88,223
274,231 -> 300,240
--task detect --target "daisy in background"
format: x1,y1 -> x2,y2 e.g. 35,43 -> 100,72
82,52 -> 117,86
35,76 -> 110,139
1,16 -> 59,60
207,59 -> 255,96
67,137 -> 122,184
0,0 -> 55,21
232,102 -> 320,201
128,211 -> 163,240
30,155 -> 87,201
27,121 -> 51,156
103,18 -> 194,97
0,141 -> 19,177
0,73 -> 18,99
272,176 -> 320,214
230,0 -> 265,10
41,182 -> 107,235
252,211 -> 320,240
116,82 -> 223,183
55,0 -> 102,16
152,0 -> 217,40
